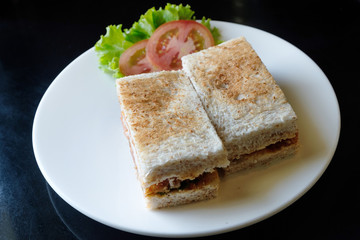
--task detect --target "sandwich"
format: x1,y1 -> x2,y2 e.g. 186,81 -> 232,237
182,37 -> 299,174
116,70 -> 229,209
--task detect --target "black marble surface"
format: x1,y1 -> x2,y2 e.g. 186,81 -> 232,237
1,0 -> 359,239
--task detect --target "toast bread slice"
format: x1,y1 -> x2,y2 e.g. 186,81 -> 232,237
182,37 -> 298,166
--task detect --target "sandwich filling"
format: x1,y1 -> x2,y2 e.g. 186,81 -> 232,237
223,133 -> 299,174
230,133 -> 299,161
258,134 -> 298,154
144,171 -> 219,197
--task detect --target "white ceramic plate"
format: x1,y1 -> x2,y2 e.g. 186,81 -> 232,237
32,21 -> 340,237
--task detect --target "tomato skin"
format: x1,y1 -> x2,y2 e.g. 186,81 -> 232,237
119,39 -> 157,76
146,20 -> 215,71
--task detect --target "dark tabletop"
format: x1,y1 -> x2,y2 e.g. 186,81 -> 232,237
1,0 -> 359,239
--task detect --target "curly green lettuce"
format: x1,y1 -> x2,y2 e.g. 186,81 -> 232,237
94,3 -> 221,78
94,25 -> 133,78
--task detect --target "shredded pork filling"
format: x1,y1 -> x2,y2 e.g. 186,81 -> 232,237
144,171 -> 219,197
232,133 -> 299,162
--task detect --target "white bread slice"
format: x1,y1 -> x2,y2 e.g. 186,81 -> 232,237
182,37 -> 298,162
116,71 -> 228,208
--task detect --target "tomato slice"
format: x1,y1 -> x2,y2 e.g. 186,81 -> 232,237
119,39 -> 156,76
146,20 -> 215,70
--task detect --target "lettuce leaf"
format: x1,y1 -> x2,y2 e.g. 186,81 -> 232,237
95,4 -> 221,78
201,17 -> 222,45
94,25 -> 133,78
125,4 -> 195,43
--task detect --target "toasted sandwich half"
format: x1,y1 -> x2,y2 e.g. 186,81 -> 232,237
116,70 -> 229,209
182,37 -> 299,174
